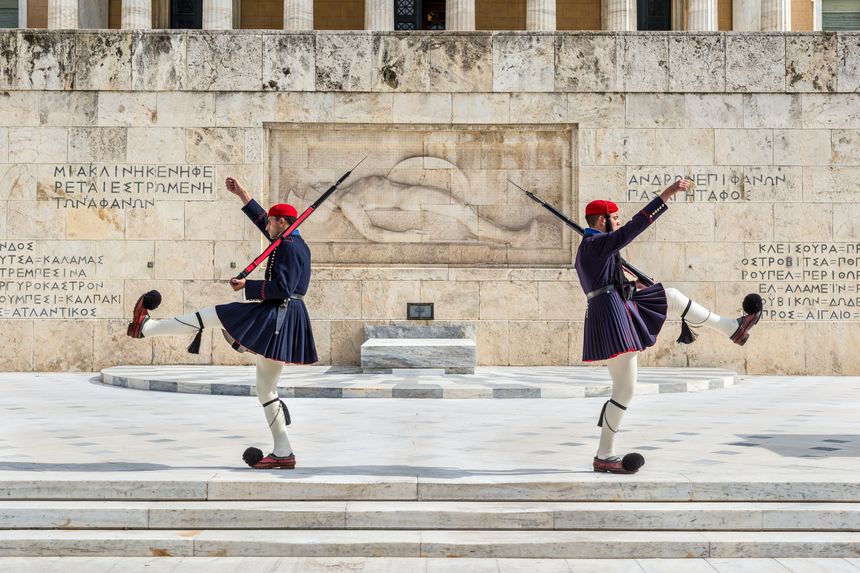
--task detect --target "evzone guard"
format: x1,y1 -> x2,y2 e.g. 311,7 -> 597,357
126,178 -> 317,470
576,180 -> 763,474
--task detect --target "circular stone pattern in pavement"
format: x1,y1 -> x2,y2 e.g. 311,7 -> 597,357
99,365 -> 738,399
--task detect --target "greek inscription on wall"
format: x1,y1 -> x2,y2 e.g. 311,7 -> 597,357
0,241 -> 121,319
38,164 -> 217,209
743,243 -> 860,322
626,167 -> 798,203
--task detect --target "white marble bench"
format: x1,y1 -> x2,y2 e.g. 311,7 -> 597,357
360,324 -> 477,374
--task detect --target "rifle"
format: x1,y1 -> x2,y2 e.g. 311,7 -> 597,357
234,156 -> 367,280
509,179 -> 656,287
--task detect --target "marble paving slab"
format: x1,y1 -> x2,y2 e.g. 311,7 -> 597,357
99,365 -> 738,399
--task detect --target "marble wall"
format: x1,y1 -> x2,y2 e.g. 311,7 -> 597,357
1,30 -> 859,374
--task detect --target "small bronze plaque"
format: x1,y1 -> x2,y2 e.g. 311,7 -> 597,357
407,302 -> 434,320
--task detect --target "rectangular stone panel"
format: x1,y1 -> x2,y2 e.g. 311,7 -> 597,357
262,33 -> 315,92
837,32 -> 860,92
132,31 -> 187,91
17,31 -> 75,90
75,32 -> 132,91
726,34 -> 786,93
315,33 -> 372,91
786,34 -> 837,93
428,34 -> 493,93
555,34 -> 617,92
0,31 -> 17,90
668,34 -> 725,93
187,31 -> 263,91
493,34 -> 554,92
268,123 -> 574,266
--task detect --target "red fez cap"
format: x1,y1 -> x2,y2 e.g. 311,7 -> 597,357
267,203 -> 298,218
585,199 -> 619,217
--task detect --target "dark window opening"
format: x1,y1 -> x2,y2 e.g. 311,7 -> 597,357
171,0 -> 203,28
637,0 -> 671,30
395,0 -> 446,30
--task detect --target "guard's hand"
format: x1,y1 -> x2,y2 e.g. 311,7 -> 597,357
659,178 -> 692,202
230,278 -> 246,292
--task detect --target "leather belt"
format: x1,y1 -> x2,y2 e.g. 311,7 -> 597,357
275,294 -> 305,335
586,284 -> 615,301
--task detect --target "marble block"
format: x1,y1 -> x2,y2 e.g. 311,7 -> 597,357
361,338 -> 477,374
364,324 -> 476,340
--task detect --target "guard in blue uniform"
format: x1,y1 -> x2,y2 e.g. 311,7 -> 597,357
576,180 -> 762,474
126,177 -> 316,470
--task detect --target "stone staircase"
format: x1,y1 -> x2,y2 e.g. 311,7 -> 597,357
1,477 -> 859,559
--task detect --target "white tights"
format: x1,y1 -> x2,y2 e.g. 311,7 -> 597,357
596,287 -> 738,459
141,306 -> 293,457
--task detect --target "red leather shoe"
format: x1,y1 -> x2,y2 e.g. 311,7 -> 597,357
252,453 -> 296,470
593,456 -> 639,474
126,293 -> 151,338
730,310 -> 762,346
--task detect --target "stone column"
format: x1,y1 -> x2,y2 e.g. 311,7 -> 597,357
122,0 -> 152,28
761,0 -> 790,30
732,0 -> 760,30
203,0 -> 232,29
687,0 -> 718,30
671,0 -> 685,30
447,0 -> 475,31
48,0 -> 78,27
813,0 -> 822,30
284,0 -> 312,30
18,0 -> 27,26
527,0 -> 556,30
365,0 -> 393,30
601,0 -> 636,30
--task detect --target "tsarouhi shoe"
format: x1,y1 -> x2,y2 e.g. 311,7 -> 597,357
730,294 -> 763,346
126,290 -> 161,339
253,453 -> 296,470
593,453 -> 645,474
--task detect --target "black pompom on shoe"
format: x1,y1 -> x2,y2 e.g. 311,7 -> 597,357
242,447 -> 264,467
742,293 -> 763,315
621,452 -> 646,473
142,290 -> 162,311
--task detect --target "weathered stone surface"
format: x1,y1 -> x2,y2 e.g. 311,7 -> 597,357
187,31 -> 263,91
33,321 -> 93,371
371,34 -> 431,92
125,201 -> 184,240
97,92 -> 157,127
262,33 -> 314,91
365,323 -> 476,340
418,280 -> 480,320
786,33 -> 837,93
568,93 -> 625,128
277,92 -> 336,122
618,35 -> 668,92
480,281 -> 539,320
801,94 -> 860,128
802,166 -> 860,202
654,129 -> 714,165
743,94 -> 801,128
9,127 -> 68,163
555,34 -> 617,92
806,323 -> 860,374
832,201 -> 860,240
75,32 -> 132,91
154,240 -> 214,280
0,164 -> 35,201
126,128 -> 185,163
668,34 -> 725,93
0,92 -> 38,127
66,208 -> 125,240
315,33 -> 372,91
493,34 -> 554,92
330,320 -> 365,365
685,94 -> 742,128
715,129 -> 773,165
452,93 -> 510,123
773,202 -> 830,241
837,33 -> 860,92
428,34 -> 492,92
17,31 -> 75,90
39,92 -> 97,127
508,320 -> 569,366
510,93 -> 566,123
832,129 -> 860,164
0,31 -> 16,89
361,338 -> 476,373
392,93 -> 452,123
184,201 -> 244,240
132,32 -> 187,91
0,320 -> 33,370
579,128 -> 655,166
68,128 -> 127,163
360,280 -> 421,320
215,92 -> 276,127
186,127 -> 244,163
726,34 -> 785,92
715,202 -> 774,242
773,128 -> 832,165
625,94 -> 685,128
477,320 -> 509,365
156,92 -> 215,126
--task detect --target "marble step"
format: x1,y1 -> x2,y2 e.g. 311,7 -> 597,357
3,476 -> 860,502
1,529 -> 860,559
1,501 -> 859,532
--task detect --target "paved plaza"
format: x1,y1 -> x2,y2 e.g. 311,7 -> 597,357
0,369 -> 859,570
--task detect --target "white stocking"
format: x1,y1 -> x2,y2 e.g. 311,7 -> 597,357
597,351 -> 637,460
664,287 -> 737,338
256,355 -> 292,457
141,306 -> 223,337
